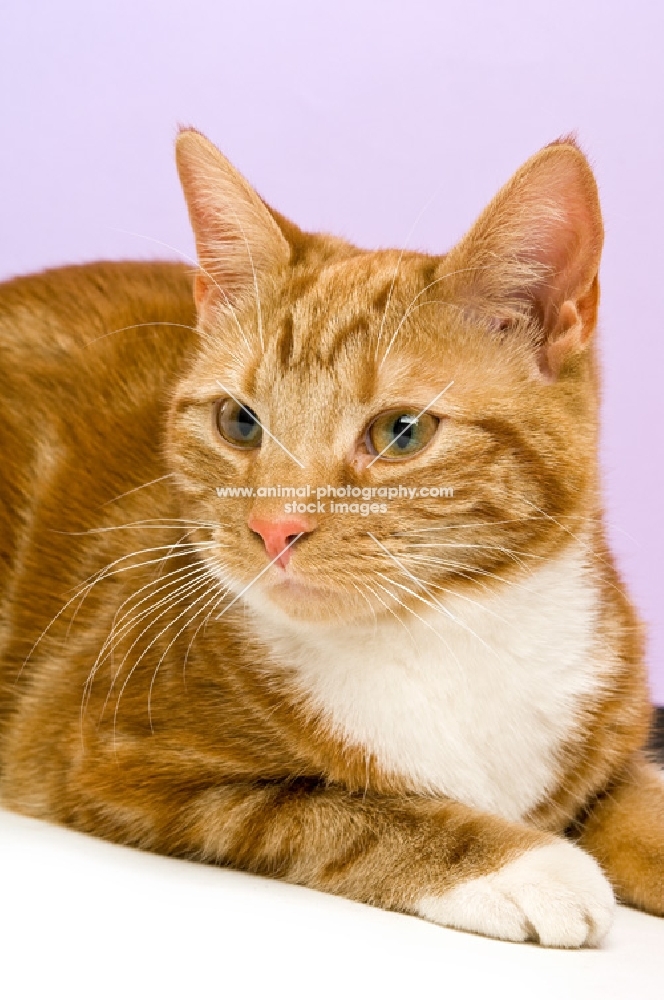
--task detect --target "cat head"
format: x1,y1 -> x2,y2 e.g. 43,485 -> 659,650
167,129 -> 603,626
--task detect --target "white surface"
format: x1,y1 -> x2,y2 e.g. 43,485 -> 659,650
1,808 -> 662,999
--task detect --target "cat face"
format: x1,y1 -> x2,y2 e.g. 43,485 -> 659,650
167,131 -> 603,625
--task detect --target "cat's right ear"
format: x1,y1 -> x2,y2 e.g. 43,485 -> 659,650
175,129 -> 290,319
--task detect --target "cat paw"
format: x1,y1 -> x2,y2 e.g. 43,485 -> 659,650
416,840 -> 615,947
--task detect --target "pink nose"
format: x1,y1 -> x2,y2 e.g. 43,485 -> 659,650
248,516 -> 315,568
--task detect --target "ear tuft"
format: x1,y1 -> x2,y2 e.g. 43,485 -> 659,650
175,130 -> 290,316
546,131 -> 582,152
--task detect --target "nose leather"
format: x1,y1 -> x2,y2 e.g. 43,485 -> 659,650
248,516 -> 315,567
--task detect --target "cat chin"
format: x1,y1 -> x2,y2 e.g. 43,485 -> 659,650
260,582 -> 355,622
239,579 -> 374,626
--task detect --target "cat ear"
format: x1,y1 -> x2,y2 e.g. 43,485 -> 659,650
175,129 -> 290,317
443,139 -> 604,379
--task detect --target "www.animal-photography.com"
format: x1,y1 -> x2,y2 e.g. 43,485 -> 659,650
1,3 -> 663,998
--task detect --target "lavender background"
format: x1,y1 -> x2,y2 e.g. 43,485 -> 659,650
1,1 -> 663,702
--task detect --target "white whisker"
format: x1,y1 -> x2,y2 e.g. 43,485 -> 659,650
83,566 -> 215,724
87,321 -> 199,346
147,580 -> 226,729
181,586 -> 231,686
54,519 -> 218,536
229,205 -> 265,354
112,577 -> 221,744
102,474 -> 177,507
359,578 -> 416,643
369,532 -> 508,666
379,264 -> 495,367
16,542 -> 217,684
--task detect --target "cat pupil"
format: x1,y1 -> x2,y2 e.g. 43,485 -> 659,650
238,408 -> 255,437
393,416 -> 416,449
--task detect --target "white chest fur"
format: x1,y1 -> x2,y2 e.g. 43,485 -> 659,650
248,543 -> 610,822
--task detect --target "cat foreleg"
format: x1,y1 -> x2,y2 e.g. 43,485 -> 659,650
51,743 -> 615,947
576,754 -> 664,917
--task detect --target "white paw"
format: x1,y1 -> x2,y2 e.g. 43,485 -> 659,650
417,840 -> 615,948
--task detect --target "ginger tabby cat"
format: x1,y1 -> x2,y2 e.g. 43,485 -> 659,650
0,130 -> 662,947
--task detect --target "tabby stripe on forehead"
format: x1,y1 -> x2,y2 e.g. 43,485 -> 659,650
316,316 -> 371,369
371,282 -> 395,316
277,315 -> 372,371
278,314 -> 294,369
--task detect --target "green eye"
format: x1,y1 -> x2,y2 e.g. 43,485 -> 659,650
216,398 -> 262,449
367,410 -> 439,460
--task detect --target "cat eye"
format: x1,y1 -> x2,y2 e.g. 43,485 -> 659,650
216,398 -> 263,449
366,410 -> 439,460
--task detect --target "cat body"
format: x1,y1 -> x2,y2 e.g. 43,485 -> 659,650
0,133 -> 662,947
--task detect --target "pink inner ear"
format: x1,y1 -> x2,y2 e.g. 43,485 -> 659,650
443,143 -> 604,378
512,155 -> 603,324
193,260 -> 246,319
193,272 -> 214,314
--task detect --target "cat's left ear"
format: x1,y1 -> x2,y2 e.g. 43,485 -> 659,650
442,138 -> 604,379
176,129 -> 290,319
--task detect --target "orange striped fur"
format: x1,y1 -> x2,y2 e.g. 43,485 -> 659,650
0,132 -> 661,947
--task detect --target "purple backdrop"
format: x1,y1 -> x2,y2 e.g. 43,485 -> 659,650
2,1 -> 663,702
